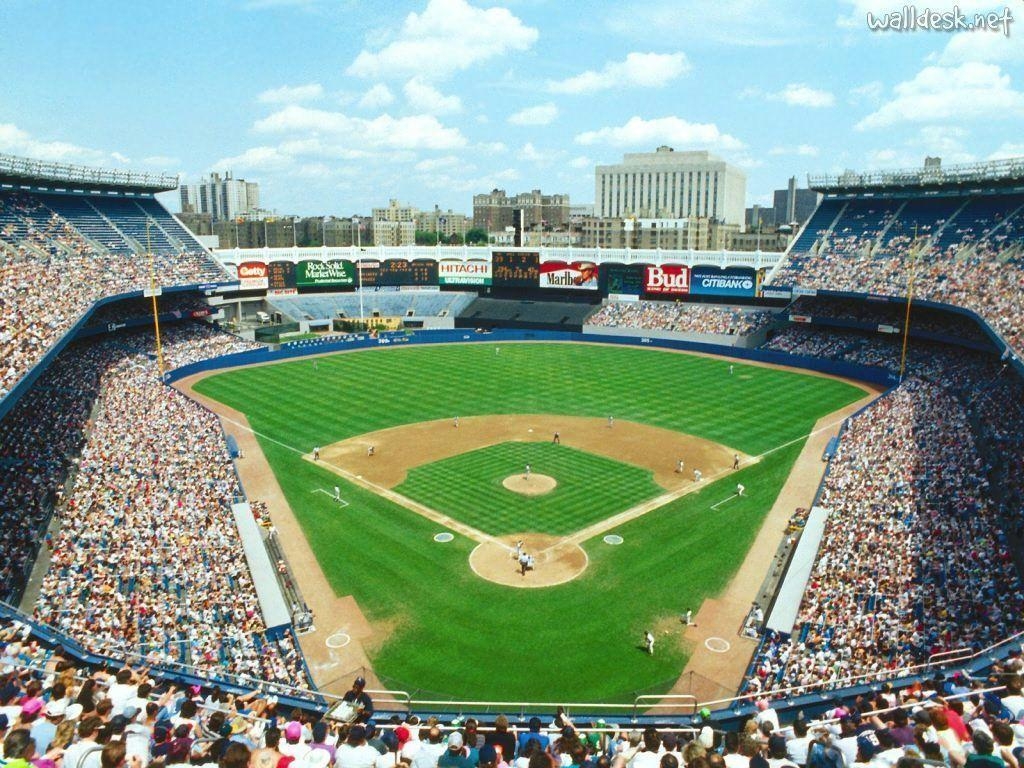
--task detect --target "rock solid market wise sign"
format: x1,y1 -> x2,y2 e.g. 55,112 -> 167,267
296,260 -> 355,287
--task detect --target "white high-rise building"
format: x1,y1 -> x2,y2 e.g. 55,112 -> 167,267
595,147 -> 746,228
179,172 -> 260,222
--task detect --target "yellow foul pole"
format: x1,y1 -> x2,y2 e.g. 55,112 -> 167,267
146,222 -> 165,379
898,224 -> 920,382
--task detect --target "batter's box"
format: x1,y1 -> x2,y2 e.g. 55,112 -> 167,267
312,488 -> 350,507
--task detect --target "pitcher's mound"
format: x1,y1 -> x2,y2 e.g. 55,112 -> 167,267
470,533 -> 588,588
502,473 -> 556,496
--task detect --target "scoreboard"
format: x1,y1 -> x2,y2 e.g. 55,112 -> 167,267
492,251 -> 539,287
268,261 -> 296,291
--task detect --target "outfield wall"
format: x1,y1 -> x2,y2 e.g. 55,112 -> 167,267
164,328 -> 898,387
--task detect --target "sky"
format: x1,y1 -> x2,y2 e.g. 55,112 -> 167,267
0,0 -> 1022,217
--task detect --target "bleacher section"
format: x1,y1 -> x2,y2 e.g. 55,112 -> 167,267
771,189 -> 1024,354
458,297 -> 597,330
0,188 -> 225,406
268,291 -> 475,322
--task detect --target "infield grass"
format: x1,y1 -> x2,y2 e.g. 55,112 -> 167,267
396,442 -> 662,536
194,342 -> 866,702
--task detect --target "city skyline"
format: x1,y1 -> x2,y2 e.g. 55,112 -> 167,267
0,0 -> 1021,216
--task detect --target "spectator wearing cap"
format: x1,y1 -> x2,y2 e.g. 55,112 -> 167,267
336,725 -> 378,768
485,716 -> 517,765
342,679 -> 373,725
63,717 -> 104,768
480,744 -> 507,768
281,721 -> 311,761
18,698 -> 43,729
853,734 -> 880,768
365,724 -> 387,756
438,732 -> 474,768
30,700 -> 65,753
967,732 -> 1006,768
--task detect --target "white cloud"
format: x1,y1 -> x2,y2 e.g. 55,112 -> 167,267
574,116 -> 744,151
414,155 -> 463,172
257,83 -> 324,104
839,0 -> 1007,28
347,0 -> 538,81
770,83 -> 835,108
520,142 -> 548,163
0,123 -> 131,167
768,144 -> 820,157
254,105 -> 467,149
508,103 -> 558,126
570,156 -> 592,168
913,126 -> 976,163
357,84 -> 395,110
935,29 -> 1023,66
548,52 -> 690,94
212,145 -> 294,172
403,78 -> 463,114
857,62 -> 1024,130
989,142 -> 1024,160
849,81 -> 884,105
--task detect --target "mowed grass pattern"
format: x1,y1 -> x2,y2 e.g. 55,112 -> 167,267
396,442 -> 662,535
194,343 -> 863,457
193,343 -> 867,701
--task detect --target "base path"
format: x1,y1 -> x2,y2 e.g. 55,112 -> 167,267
657,390 -> 881,708
176,376 -> 383,697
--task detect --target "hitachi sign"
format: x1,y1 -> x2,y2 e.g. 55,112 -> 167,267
644,265 -> 690,294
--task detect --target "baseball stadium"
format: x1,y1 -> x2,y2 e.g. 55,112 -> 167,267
3,5 -> 1024,767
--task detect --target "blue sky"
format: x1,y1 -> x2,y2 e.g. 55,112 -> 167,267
1,0 -> 1021,216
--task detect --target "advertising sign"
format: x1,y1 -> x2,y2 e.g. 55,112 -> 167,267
438,260 -> 493,286
237,261 -> 268,290
644,264 -> 690,295
296,260 -> 355,287
539,260 -> 599,290
689,266 -> 758,297
601,263 -> 644,296
492,251 -> 539,287
268,261 -> 296,291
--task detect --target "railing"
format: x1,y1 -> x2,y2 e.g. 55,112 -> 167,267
704,627 -> 1024,713
808,156 -> 1024,193
0,152 -> 178,191
212,245 -> 786,271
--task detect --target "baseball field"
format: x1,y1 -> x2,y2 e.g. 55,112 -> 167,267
191,342 -> 866,703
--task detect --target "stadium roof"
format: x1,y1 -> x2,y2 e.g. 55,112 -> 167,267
0,153 -> 178,194
808,156 -> 1024,195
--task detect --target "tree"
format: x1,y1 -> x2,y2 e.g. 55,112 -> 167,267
415,230 -> 439,246
446,232 -> 464,245
465,227 -> 488,245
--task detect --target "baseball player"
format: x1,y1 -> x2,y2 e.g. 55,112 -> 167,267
524,463 -> 531,480
313,446 -> 320,461
693,468 -> 702,482
737,483 -> 745,496
676,459 -> 684,474
733,453 -> 740,470
334,486 -> 341,502
644,630 -> 655,655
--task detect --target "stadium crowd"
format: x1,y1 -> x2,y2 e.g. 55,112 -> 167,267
770,197 -> 1024,354
0,192 -> 225,401
588,302 -> 775,337
7,618 -> 1024,768
0,314 -> 305,686
747,327 -> 1024,696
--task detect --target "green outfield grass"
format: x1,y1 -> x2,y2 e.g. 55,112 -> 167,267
396,442 -> 662,536
193,342 -> 866,702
